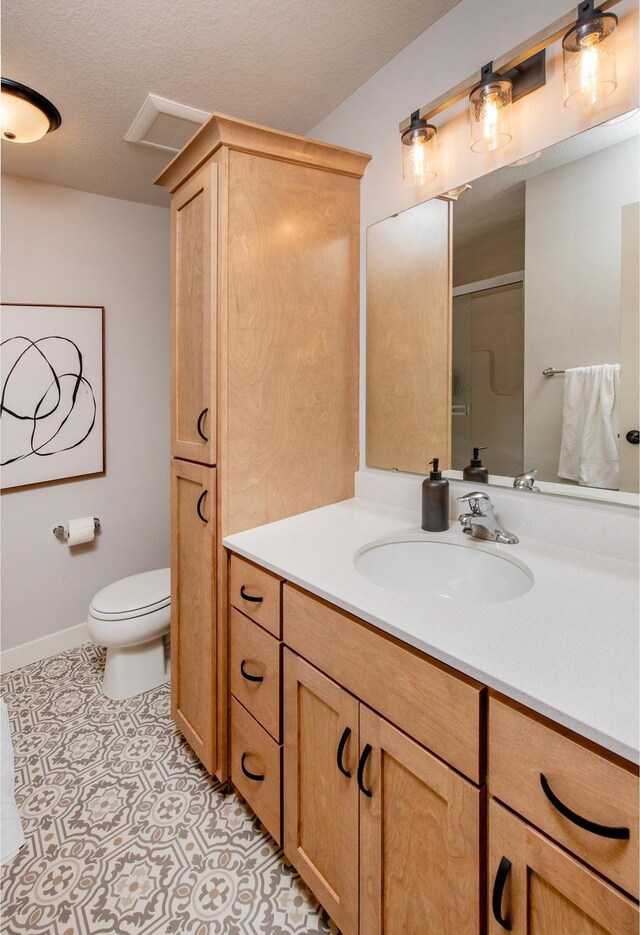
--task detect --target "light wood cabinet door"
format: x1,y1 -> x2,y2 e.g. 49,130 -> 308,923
360,706 -> 481,935
283,650 -> 360,935
171,458 -> 216,772
488,799 -> 639,935
171,163 -> 217,463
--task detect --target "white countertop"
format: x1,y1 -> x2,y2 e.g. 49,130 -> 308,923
224,497 -> 639,763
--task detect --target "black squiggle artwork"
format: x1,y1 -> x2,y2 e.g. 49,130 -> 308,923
1,335 -> 97,466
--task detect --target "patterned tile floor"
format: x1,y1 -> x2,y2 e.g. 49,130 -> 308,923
0,644 -> 336,935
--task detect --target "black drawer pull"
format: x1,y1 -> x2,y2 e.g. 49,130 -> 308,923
336,727 -> 352,778
357,743 -> 373,797
240,585 -> 263,604
196,490 -> 208,524
241,753 -> 264,782
197,408 -> 209,442
626,429 -> 640,445
240,660 -> 264,683
540,773 -> 630,840
492,856 -> 512,931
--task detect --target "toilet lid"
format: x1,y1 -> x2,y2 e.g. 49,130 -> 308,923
90,568 -> 170,617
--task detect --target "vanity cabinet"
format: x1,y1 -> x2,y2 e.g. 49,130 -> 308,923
282,591 -> 482,935
158,115 -> 370,777
488,799 -> 639,934
224,553 -> 639,933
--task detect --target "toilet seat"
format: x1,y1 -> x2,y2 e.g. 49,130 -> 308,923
90,569 -> 170,621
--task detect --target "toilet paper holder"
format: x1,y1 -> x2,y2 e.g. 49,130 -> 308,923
53,518 -> 101,540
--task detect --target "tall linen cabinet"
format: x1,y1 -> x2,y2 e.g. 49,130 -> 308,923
156,115 -> 370,778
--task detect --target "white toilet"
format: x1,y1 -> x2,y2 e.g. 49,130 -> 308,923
86,568 -> 171,700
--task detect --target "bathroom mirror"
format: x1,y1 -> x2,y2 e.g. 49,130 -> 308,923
366,113 -> 640,503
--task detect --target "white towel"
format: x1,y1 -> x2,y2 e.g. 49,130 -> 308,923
1,697 -> 25,867
558,364 -> 620,490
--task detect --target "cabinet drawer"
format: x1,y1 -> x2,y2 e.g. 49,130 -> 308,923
283,584 -> 484,782
489,696 -> 639,898
230,608 -> 281,741
229,555 -> 282,637
231,697 -> 281,845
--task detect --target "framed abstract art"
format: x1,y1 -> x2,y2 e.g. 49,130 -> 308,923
1,304 -> 105,491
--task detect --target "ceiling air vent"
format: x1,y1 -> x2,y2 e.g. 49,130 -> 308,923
125,94 -> 211,154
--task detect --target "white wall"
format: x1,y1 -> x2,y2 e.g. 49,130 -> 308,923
1,176 -> 170,651
523,137 -> 639,483
308,0 -> 639,472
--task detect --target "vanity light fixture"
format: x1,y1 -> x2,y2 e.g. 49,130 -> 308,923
399,0 -> 626,178
401,111 -> 437,186
1,78 -> 61,143
562,1 -> 618,108
469,63 -> 513,153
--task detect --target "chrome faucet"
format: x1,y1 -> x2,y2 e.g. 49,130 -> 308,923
457,491 -> 519,544
513,469 -> 540,492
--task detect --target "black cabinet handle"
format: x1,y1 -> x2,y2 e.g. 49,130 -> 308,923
540,774 -> 630,839
356,744 -> 373,797
241,753 -> 264,782
626,430 -> 640,445
336,727 -> 352,778
197,408 -> 209,442
240,660 -> 264,683
240,585 -> 263,604
196,490 -> 208,524
492,856 -> 512,931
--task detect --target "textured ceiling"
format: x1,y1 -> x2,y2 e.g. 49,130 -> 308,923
1,0 -> 461,206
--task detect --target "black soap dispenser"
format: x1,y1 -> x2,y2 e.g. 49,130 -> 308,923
421,458 -> 450,532
463,446 -> 489,483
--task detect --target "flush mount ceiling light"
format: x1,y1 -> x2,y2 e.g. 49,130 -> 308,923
1,78 -> 61,143
401,111 -> 437,186
563,1 -> 618,108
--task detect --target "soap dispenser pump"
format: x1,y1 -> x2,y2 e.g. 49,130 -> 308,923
421,458 -> 450,532
463,446 -> 489,483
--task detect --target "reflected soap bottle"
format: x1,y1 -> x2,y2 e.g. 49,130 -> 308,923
463,446 -> 489,483
421,458 -> 450,532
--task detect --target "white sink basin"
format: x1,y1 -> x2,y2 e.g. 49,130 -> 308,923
354,535 -> 534,604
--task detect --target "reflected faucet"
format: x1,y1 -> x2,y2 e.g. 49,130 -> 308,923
513,469 -> 540,492
457,491 -> 519,545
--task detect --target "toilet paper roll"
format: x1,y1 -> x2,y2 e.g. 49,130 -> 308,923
67,516 -> 95,546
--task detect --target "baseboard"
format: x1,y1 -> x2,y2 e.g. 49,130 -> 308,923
1,623 -> 90,675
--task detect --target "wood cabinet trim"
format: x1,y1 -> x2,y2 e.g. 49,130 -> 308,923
156,112 -> 372,193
